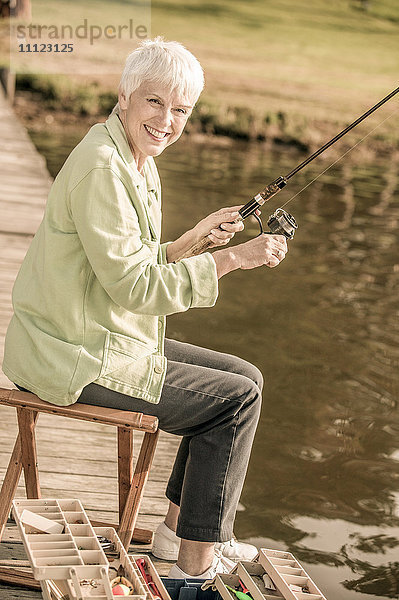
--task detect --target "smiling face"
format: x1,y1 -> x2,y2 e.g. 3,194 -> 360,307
118,81 -> 193,172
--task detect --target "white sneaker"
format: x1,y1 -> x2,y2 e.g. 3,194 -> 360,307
215,538 -> 258,561
152,521 -> 181,560
152,522 -> 258,562
168,550 -> 236,579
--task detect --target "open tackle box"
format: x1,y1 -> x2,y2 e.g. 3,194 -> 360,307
204,549 -> 327,600
11,498 -> 155,600
12,498 -> 327,600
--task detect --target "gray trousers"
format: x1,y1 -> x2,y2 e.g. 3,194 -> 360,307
78,339 -> 263,542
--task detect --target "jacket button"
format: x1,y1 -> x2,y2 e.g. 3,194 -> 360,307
154,366 -> 163,374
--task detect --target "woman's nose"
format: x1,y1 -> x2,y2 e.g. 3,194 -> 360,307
157,107 -> 173,130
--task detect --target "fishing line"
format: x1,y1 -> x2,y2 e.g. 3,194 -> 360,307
176,86 -> 399,258
280,102 -> 399,210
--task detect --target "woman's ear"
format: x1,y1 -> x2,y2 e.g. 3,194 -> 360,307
119,92 -> 128,110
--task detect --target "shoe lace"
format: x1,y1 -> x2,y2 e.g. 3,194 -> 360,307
214,549 -> 235,573
221,537 -> 237,547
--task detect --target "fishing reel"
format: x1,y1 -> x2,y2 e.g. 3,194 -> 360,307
252,208 -> 298,240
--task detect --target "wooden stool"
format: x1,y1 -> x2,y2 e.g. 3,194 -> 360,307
0,387 -> 160,551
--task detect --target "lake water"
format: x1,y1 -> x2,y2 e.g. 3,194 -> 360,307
31,128 -> 399,599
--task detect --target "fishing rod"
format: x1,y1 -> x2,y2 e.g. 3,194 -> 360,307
176,85 -> 399,261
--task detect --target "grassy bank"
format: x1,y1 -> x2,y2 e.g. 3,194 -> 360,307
14,72 -> 314,149
14,69 -> 398,155
8,0 -> 399,151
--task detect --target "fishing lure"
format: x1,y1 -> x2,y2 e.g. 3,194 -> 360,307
225,583 -> 252,600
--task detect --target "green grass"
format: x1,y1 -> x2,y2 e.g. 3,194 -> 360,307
7,0 -> 399,148
151,0 -> 399,122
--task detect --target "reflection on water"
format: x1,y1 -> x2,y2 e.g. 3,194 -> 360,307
33,129 -> 399,599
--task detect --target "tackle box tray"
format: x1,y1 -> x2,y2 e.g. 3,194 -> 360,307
205,549 -> 327,600
12,499 -> 108,582
258,549 -> 327,600
131,553 -> 173,600
12,498 -> 147,600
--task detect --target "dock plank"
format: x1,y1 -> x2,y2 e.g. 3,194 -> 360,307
0,89 -> 179,597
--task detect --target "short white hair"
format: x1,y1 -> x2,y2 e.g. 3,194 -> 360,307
116,37 -> 204,110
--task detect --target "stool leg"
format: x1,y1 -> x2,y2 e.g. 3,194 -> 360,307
117,427 -> 133,519
17,408 -> 41,499
91,427 -> 152,545
118,429 -> 160,550
0,412 -> 38,541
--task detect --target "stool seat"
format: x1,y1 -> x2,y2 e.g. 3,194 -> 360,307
0,387 -> 160,551
0,387 -> 158,431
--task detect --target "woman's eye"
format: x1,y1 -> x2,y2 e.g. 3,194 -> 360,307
176,108 -> 187,115
148,98 -> 161,105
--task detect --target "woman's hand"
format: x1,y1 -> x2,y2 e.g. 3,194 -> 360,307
191,205 -> 245,248
166,205 -> 247,263
235,234 -> 288,269
212,234 -> 288,278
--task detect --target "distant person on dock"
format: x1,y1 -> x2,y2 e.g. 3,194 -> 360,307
3,38 -> 287,579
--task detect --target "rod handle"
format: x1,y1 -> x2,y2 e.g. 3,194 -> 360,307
175,216 -> 243,261
175,176 -> 287,262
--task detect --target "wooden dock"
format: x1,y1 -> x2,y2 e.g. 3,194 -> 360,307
0,88 -> 179,598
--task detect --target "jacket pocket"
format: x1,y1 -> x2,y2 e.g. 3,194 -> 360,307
100,331 -> 156,378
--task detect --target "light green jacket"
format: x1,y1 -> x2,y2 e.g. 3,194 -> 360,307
3,113 -> 218,406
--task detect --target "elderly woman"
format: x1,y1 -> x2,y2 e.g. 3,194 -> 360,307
3,38 -> 287,578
